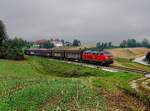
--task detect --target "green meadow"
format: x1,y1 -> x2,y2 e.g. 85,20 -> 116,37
0,56 -> 143,110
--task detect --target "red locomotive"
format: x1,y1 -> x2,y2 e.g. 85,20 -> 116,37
82,50 -> 113,65
25,49 -> 113,65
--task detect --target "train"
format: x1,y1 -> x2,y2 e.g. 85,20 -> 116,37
25,48 -> 114,65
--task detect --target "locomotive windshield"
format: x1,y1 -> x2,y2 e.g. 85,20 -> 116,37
100,51 -> 112,56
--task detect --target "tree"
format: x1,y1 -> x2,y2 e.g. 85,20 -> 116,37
108,42 -> 112,48
127,39 -> 137,47
0,20 -> 7,46
61,39 -> 65,45
120,40 -> 127,48
96,42 -> 113,49
5,47 -> 24,60
142,39 -> 149,48
40,40 -> 54,49
120,39 -> 137,48
146,51 -> 150,64
5,37 -> 31,49
96,42 -> 101,49
4,38 -> 25,60
136,42 -> 142,47
104,42 -> 108,48
0,21 -> 26,60
73,39 -> 81,46
101,43 -> 105,48
0,20 -> 8,58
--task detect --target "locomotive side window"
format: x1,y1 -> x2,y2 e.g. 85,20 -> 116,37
99,53 -> 104,55
93,52 -> 98,55
103,51 -> 112,56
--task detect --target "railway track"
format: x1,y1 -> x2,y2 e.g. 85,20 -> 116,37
50,59 -> 150,77
50,58 -> 150,106
109,65 -> 150,76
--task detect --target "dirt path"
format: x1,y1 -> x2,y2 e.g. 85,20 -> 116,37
130,77 -> 150,93
133,56 -> 150,66
103,91 -> 146,111
38,93 -> 62,111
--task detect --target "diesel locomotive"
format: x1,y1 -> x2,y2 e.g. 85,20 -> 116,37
25,48 -> 113,65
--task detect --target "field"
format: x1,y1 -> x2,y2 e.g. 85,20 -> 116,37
106,48 -> 150,72
0,56 -> 149,111
107,47 -> 150,59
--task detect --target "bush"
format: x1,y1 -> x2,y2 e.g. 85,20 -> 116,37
146,51 -> 150,64
0,21 -> 26,60
5,48 -> 24,60
63,70 -> 79,77
0,46 -> 6,58
0,38 -> 26,60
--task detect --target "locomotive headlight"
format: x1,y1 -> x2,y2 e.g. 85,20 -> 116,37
110,56 -> 113,59
105,56 -> 109,59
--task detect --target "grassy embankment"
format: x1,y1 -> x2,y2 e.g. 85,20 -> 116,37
0,56 -> 145,110
106,48 -> 150,71
114,57 -> 150,72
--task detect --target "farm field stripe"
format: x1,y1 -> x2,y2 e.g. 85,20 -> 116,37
130,77 -> 150,93
38,93 -> 62,111
0,80 -> 41,97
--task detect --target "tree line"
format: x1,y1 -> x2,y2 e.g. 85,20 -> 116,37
120,38 -> 150,48
96,39 -> 150,49
96,42 -> 113,49
0,20 -> 31,60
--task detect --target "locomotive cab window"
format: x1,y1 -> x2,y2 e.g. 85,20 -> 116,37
99,53 -> 104,55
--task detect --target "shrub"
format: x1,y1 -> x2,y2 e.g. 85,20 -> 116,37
5,48 -> 24,60
0,38 -> 26,60
0,20 -> 26,60
146,51 -> 150,64
0,46 -> 6,58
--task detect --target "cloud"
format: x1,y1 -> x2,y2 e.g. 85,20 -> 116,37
0,0 -> 150,44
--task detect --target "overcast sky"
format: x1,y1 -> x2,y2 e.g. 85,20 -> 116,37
0,0 -> 150,44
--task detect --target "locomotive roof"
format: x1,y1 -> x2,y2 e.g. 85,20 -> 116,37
84,50 -> 101,53
84,50 -> 111,53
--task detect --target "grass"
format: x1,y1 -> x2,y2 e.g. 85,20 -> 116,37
0,59 -> 41,79
0,56 -> 144,110
92,71 -> 142,92
0,79 -> 36,93
29,57 -> 104,77
114,57 -> 150,72
148,82 -> 150,87
0,80 -> 105,111
28,57 -> 143,91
